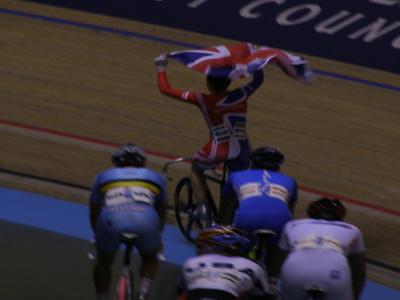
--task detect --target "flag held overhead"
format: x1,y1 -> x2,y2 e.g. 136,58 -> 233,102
168,43 -> 311,82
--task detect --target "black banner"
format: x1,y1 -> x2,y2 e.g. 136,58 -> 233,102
22,0 -> 400,74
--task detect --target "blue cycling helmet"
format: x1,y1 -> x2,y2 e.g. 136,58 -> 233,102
196,225 -> 250,256
250,147 -> 285,171
111,143 -> 146,167
307,197 -> 346,221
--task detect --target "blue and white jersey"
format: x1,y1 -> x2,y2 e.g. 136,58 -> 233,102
90,167 -> 167,208
223,169 -> 298,213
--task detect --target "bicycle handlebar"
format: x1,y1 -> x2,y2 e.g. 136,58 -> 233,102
162,157 -> 192,180
162,157 -> 227,184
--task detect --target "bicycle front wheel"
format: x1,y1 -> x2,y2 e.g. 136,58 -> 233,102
174,177 -> 212,243
114,269 -> 134,300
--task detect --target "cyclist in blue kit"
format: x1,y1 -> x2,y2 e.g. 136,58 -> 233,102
89,143 -> 168,300
219,146 -> 298,281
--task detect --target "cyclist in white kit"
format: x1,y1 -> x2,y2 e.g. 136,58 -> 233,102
179,225 -> 275,300
278,197 -> 366,300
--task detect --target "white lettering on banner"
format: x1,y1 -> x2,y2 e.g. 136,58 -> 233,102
240,0 -> 285,19
369,0 -> 400,6
276,4 -> 321,25
348,18 -> 400,41
392,35 -> 400,48
187,0 -> 210,8
315,11 -> 365,34
180,1 -> 400,53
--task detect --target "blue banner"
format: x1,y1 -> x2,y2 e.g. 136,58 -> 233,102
22,0 -> 400,74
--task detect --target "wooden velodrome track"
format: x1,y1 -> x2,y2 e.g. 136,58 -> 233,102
1,0 -> 400,291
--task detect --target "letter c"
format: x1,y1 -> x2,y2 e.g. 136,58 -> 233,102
240,0 -> 286,19
277,4 -> 321,25
392,35 -> 400,49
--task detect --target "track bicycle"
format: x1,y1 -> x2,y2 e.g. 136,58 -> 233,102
113,232 -> 138,300
163,157 -> 228,243
87,232 -> 139,300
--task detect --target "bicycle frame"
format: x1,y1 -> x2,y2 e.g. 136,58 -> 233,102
113,232 -> 138,300
162,157 -> 192,179
163,157 -> 228,243
163,156 -> 227,184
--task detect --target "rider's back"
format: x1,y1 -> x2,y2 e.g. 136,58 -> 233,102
228,169 -> 297,212
279,217 -> 366,300
182,253 -> 266,297
90,167 -> 167,207
280,218 -> 365,256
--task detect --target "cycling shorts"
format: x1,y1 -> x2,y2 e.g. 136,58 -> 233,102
281,249 -> 352,300
192,140 -> 250,171
95,202 -> 161,255
234,208 -> 291,246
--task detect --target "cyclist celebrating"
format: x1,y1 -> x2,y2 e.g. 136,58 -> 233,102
155,53 -> 265,212
179,225 -> 274,300
219,147 -> 298,280
89,143 -> 168,300
278,197 -> 366,300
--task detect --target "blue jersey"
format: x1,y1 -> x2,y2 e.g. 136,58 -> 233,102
90,167 -> 167,209
223,169 -> 297,214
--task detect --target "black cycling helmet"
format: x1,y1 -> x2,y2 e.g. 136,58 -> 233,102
206,76 -> 231,92
111,143 -> 146,167
307,197 -> 347,221
250,147 -> 285,171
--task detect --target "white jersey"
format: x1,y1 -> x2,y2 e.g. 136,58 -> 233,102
279,218 -> 365,256
182,253 -> 270,297
278,218 -> 366,300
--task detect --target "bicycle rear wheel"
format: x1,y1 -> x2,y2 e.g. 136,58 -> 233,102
174,177 -> 213,243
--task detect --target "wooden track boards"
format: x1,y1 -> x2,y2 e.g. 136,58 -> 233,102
1,0 -> 400,289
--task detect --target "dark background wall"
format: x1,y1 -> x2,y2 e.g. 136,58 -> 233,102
21,0 -> 400,74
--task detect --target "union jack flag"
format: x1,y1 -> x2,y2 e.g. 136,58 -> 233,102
168,43 -> 307,80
